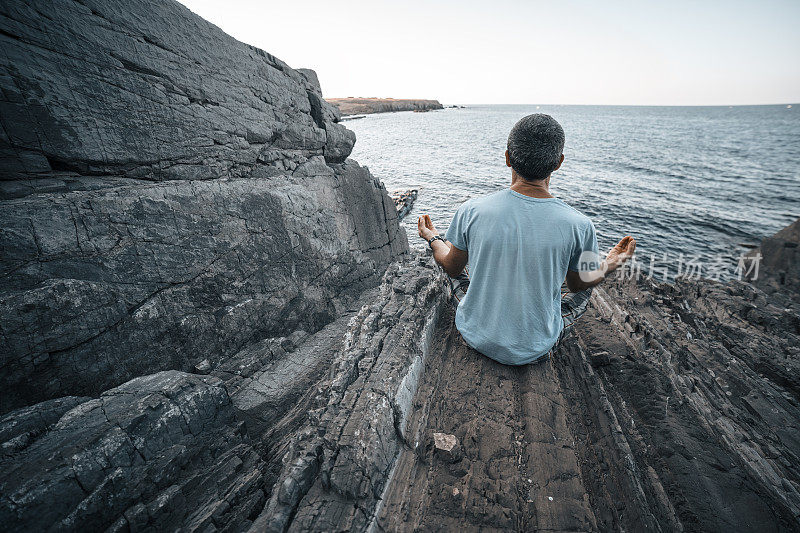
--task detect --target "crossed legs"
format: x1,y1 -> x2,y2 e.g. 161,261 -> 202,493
449,271 -> 592,349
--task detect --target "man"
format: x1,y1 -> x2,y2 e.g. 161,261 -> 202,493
417,114 -> 636,365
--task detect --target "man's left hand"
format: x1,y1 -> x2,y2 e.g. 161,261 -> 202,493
605,235 -> 636,272
417,215 -> 439,241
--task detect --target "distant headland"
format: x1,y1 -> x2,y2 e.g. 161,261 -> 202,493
326,97 -> 444,116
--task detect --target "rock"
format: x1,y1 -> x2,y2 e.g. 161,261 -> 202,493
588,350 -> 611,368
224,309 -> 360,440
0,396 -> 89,457
391,188 -> 418,220
0,371 -> 268,532
194,359 -> 211,375
251,255 -> 450,532
376,256 -> 800,532
433,432 -> 462,462
749,217 -> 800,304
0,0 -> 407,413
325,98 -> 444,116
296,68 -> 322,93
551,271 -> 800,531
1,0 -> 799,530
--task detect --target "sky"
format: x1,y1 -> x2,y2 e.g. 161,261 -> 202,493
177,0 -> 800,106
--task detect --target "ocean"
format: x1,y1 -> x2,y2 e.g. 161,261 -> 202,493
347,104 -> 799,280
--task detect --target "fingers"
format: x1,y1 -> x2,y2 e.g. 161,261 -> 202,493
606,236 -> 637,269
619,236 -> 635,255
614,236 -> 636,254
626,237 -> 636,254
418,215 -> 438,240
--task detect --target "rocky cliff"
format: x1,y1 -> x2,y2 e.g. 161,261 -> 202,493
1,1 -> 799,532
0,0 -> 407,413
325,97 -> 444,116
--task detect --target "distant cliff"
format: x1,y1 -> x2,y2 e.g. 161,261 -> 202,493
326,97 -> 444,115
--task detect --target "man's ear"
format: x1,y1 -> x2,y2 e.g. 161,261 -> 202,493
505,150 -> 512,167
553,153 -> 565,172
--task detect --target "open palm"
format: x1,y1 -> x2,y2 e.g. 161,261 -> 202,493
417,215 -> 439,241
605,236 -> 636,271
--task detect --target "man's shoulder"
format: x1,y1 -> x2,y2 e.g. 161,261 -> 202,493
454,190 -> 505,214
552,199 -> 593,228
458,191 -> 593,229
472,189 -> 508,204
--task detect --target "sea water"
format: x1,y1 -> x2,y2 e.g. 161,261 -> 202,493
348,104 -> 799,279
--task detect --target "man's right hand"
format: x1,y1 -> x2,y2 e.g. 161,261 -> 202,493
417,215 -> 439,242
605,236 -> 636,272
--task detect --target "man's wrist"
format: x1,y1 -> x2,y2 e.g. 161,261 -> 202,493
603,256 -> 621,272
427,235 -> 445,248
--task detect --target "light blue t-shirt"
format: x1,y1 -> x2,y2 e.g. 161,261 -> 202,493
445,189 -> 599,365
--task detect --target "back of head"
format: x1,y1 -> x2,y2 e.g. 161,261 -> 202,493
507,114 -> 565,181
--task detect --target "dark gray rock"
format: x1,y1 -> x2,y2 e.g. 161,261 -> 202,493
224,308 -> 357,441
250,255 -> 450,532
193,359 -> 211,375
0,395 -> 89,457
0,1 -> 353,186
750,217 -> 800,305
0,0 -> 407,413
0,371 -> 268,532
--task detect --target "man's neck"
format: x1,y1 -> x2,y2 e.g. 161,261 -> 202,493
509,172 -> 553,198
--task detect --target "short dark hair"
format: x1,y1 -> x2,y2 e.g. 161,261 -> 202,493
507,114 -> 565,181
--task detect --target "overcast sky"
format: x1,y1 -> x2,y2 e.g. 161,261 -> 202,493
177,0 -> 799,106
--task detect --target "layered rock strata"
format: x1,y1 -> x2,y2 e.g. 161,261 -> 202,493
228,220 -> 799,533
0,0 -> 407,413
0,256 -> 449,532
1,371 -> 269,532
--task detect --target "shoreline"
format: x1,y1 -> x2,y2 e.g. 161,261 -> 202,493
326,97 -> 444,116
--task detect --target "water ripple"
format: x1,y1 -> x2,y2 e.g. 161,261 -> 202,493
348,104 -> 800,274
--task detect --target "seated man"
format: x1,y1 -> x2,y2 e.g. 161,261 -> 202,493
417,114 -> 636,365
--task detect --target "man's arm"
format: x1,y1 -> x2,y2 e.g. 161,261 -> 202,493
418,215 -> 468,277
565,269 -> 602,292
430,239 -> 468,277
566,235 -> 636,292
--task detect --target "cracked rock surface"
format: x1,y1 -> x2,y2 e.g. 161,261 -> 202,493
374,230 -> 800,532
1,0 -> 799,531
0,0 -> 407,412
0,371 -> 268,532
0,256 -> 450,532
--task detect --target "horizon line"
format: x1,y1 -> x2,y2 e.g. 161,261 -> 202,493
324,98 -> 797,108
452,102 -> 797,107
